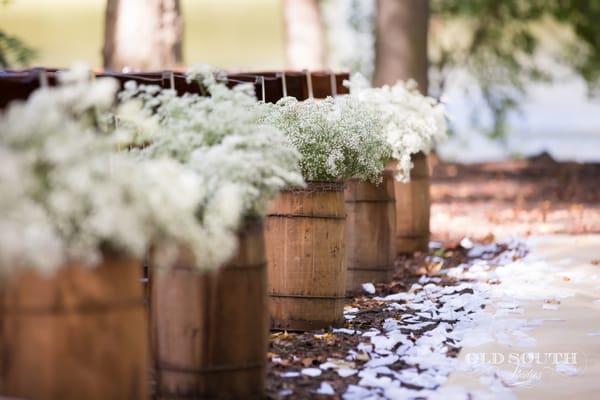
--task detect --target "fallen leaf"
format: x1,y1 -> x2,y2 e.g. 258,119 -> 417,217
544,299 -> 560,305
301,358 -> 316,367
433,249 -> 446,257
426,261 -> 444,274
314,333 -> 337,342
482,233 -> 495,244
271,331 -> 295,341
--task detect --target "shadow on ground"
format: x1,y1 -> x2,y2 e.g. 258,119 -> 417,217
430,152 -> 600,241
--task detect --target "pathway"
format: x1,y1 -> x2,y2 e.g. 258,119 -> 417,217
444,235 -> 600,399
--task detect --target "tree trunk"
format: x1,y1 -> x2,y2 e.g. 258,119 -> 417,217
283,0 -> 326,70
376,1 -> 431,253
103,0 -> 183,72
374,0 -> 429,93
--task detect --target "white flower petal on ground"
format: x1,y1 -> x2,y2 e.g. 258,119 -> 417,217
375,292 -> 413,302
362,329 -> 381,338
316,382 -> 335,395
365,355 -> 399,368
334,328 -> 358,335
342,384 -> 373,400
362,282 -> 376,294
542,303 -> 560,310
460,237 -> 474,249
338,368 -> 358,378
337,239 -> 539,399
280,372 -> 300,378
301,368 -> 322,377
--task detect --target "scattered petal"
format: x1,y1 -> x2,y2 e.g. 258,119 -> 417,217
316,382 -> 335,395
280,372 -> 300,378
338,368 -> 358,377
542,303 -> 560,310
301,368 -> 322,377
362,283 -> 376,294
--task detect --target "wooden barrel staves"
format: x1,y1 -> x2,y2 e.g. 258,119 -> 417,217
345,173 -> 396,294
266,181 -> 347,331
151,219 -> 268,399
394,152 -> 431,253
0,256 -> 148,400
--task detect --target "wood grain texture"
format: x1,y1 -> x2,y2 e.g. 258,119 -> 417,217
266,182 -> 347,331
345,173 -> 396,294
0,256 -> 148,400
151,219 -> 268,399
394,152 -> 431,253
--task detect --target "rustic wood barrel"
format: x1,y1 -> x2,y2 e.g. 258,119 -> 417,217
345,172 -> 396,294
0,256 -> 148,400
151,219 -> 268,399
266,181 -> 347,331
394,152 -> 431,253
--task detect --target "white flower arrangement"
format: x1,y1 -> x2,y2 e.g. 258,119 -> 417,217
116,65 -> 305,216
0,147 -> 64,273
346,73 -> 448,182
0,69 -> 243,274
261,95 -> 391,183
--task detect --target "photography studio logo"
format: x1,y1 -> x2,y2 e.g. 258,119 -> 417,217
464,351 -> 585,387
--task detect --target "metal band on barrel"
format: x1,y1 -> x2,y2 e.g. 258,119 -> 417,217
267,213 -> 346,220
268,293 -> 347,300
1,299 -> 145,315
156,361 -> 265,374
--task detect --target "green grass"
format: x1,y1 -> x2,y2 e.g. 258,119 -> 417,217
0,0 -> 285,69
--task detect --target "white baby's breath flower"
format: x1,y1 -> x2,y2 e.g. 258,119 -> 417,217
346,73 -> 448,181
261,95 -> 390,182
0,67 -> 244,274
117,65 -> 304,217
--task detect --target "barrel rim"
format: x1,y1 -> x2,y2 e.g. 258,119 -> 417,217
282,180 -> 345,193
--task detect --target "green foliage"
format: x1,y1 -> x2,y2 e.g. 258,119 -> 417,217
430,0 -> 600,138
552,1 -> 600,92
0,1 -> 36,68
0,30 -> 36,68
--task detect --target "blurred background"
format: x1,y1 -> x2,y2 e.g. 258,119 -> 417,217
2,0 -> 599,239
1,0 -> 599,163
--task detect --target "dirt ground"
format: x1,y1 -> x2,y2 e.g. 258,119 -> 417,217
430,153 -> 600,241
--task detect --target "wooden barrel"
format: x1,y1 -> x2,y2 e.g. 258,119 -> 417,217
345,172 -> 396,294
266,181 -> 346,331
394,152 -> 431,253
0,256 -> 148,400
151,219 -> 268,399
